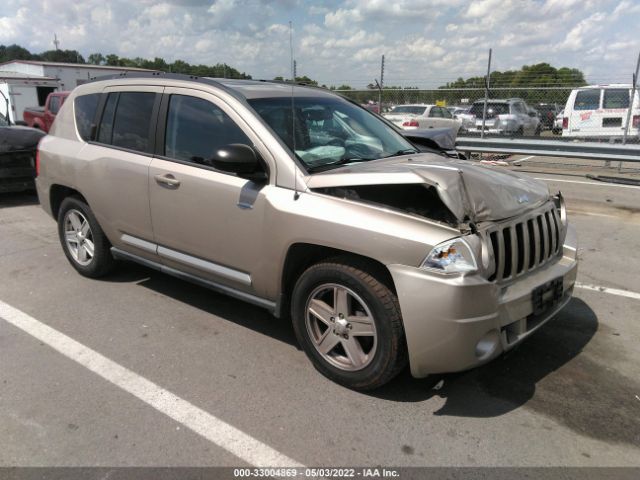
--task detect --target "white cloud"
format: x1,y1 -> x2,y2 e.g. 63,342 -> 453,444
0,0 -> 636,87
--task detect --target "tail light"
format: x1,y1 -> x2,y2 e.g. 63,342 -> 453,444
562,117 -> 568,129
402,119 -> 419,127
633,115 -> 640,129
35,138 -> 43,176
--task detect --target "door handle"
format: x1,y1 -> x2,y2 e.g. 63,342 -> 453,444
154,173 -> 181,188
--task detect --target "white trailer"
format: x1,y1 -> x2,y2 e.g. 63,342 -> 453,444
0,72 -> 59,124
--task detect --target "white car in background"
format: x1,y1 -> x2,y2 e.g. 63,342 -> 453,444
384,104 -> 461,133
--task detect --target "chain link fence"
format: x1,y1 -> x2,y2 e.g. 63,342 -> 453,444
334,86 -> 640,145
333,86 -> 640,175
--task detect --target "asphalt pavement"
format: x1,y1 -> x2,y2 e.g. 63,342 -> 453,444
1,170 -> 639,468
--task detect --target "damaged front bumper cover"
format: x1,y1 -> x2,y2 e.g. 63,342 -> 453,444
389,224 -> 578,378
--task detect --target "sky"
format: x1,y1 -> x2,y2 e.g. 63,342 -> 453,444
1,0 -> 639,88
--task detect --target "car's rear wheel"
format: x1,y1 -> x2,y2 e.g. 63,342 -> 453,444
291,261 -> 407,390
57,196 -> 115,278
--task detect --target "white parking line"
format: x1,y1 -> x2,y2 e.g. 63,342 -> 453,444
0,300 -> 304,468
534,177 -> 640,189
575,282 -> 640,301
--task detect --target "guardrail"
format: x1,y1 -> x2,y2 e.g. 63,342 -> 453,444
455,137 -> 640,163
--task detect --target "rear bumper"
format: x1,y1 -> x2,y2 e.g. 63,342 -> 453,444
389,225 -> 578,378
35,176 -> 53,217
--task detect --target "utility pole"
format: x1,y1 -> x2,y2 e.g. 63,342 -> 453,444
53,33 -> 60,51
378,54 -> 385,113
293,60 -> 297,80
619,50 -> 640,171
481,48 -> 492,140
289,21 -> 294,82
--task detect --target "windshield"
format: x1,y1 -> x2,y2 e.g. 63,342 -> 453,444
248,96 -> 417,172
389,106 -> 427,115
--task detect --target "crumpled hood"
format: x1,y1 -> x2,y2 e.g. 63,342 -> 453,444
305,153 -> 550,223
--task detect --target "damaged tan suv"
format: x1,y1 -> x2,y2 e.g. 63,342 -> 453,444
36,73 -> 578,390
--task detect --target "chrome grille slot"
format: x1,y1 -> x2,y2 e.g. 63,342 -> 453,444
487,204 -> 563,282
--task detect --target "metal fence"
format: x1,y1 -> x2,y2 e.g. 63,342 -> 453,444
335,85 -> 640,145
336,87 -> 576,109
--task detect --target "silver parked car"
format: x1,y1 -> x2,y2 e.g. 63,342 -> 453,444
467,98 -> 541,135
35,74 -> 578,390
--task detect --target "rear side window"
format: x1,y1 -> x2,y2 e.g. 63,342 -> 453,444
74,93 -> 100,141
391,106 -> 427,115
164,95 -> 250,165
49,96 -> 61,114
574,89 -> 601,110
469,103 -> 509,116
603,89 -> 630,109
109,92 -> 156,152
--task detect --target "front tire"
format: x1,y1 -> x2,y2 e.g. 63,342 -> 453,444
57,196 -> 115,278
291,261 -> 407,390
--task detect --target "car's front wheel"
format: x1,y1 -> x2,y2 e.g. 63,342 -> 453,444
291,261 -> 407,390
57,196 -> 115,278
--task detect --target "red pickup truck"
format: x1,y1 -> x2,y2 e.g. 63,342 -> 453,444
23,91 -> 70,132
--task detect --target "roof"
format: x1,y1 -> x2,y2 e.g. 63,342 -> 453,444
0,70 -> 57,81
83,71 -> 334,100
576,84 -> 633,89
0,60 -> 152,72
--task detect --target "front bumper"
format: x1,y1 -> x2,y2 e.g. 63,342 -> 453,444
389,225 -> 578,378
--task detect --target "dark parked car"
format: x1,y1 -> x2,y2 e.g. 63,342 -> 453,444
536,103 -> 560,130
0,111 -> 45,193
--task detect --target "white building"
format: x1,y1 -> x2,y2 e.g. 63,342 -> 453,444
0,60 -> 152,123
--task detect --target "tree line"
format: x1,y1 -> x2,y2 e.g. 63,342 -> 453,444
0,44 -> 251,79
1,44 -> 587,104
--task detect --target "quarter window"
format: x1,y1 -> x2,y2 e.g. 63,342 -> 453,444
74,93 -> 100,141
164,95 -> 251,166
110,92 -> 156,152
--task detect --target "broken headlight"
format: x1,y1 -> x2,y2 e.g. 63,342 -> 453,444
421,238 -> 477,274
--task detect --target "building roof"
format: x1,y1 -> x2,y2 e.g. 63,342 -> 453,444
0,70 -> 58,81
0,60 -> 153,72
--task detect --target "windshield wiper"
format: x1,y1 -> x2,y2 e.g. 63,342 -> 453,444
306,157 -> 375,173
382,148 -> 419,158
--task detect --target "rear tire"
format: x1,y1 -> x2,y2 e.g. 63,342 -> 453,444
57,196 -> 115,278
291,260 -> 407,390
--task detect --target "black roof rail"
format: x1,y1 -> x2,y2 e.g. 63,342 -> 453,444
85,70 -> 245,100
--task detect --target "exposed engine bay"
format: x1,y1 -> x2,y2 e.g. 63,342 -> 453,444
313,184 -> 459,227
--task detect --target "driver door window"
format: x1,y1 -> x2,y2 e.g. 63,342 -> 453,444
164,95 -> 251,168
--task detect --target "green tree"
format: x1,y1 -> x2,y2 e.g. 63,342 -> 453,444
37,49 -> 85,63
87,53 -> 105,65
0,44 -> 34,62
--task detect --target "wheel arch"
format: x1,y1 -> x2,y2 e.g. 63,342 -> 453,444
50,184 -> 88,219
278,242 -> 396,318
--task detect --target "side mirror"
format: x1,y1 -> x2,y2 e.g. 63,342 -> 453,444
211,144 -> 268,182
528,112 -> 537,117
